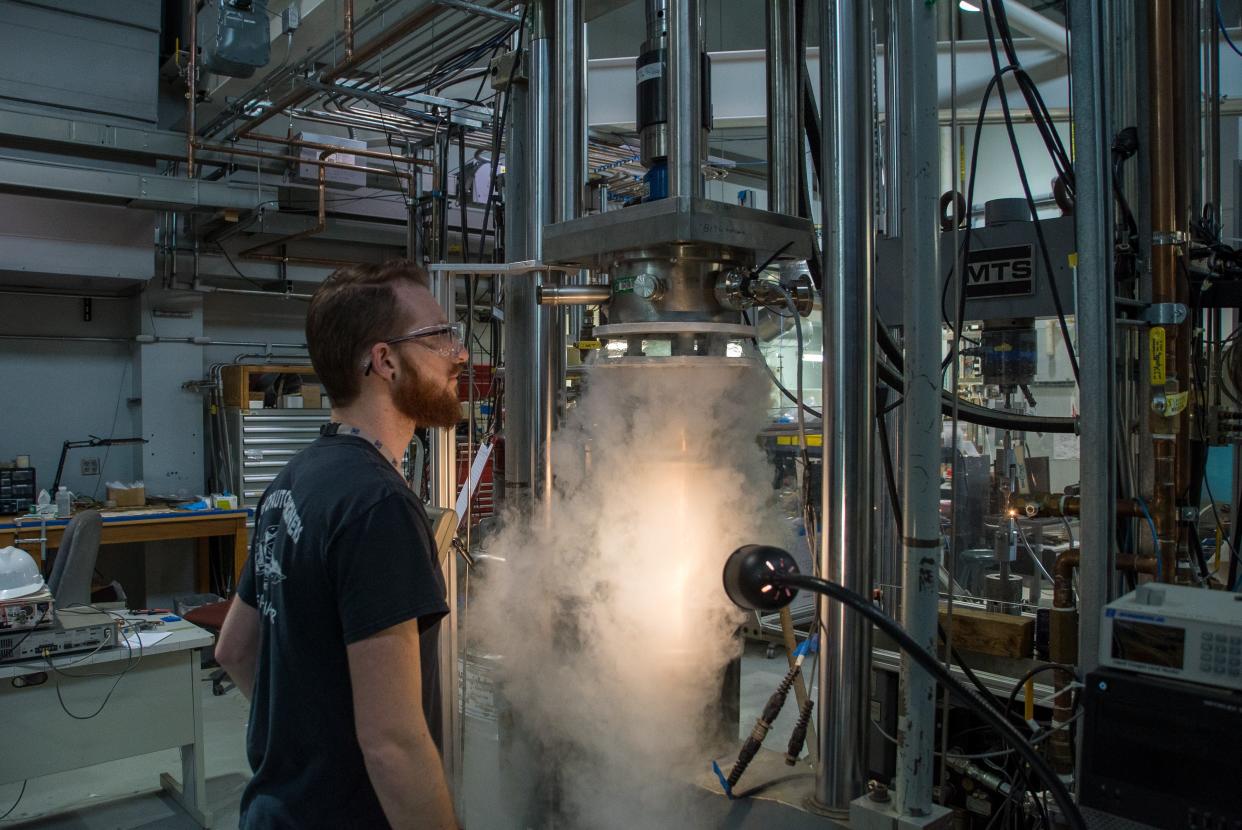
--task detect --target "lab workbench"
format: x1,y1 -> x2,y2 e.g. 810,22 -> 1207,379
0,614 -> 216,826
0,508 -> 251,593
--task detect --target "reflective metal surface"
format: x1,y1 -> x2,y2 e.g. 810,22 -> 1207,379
817,0 -> 875,813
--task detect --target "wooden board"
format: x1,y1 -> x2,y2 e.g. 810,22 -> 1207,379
939,604 -> 1034,659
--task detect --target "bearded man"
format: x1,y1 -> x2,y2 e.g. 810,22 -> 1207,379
217,259 -> 465,830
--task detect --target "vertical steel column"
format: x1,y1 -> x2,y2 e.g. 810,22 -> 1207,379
562,0 -> 589,346
529,2 -> 555,507
1070,0 -> 1115,670
893,0 -> 939,815
882,0 -> 901,236
667,0 -> 704,199
817,0 -> 875,814
552,0 -> 585,447
767,0 -> 800,216
429,267 -> 460,795
501,40 -> 540,500
554,0 -> 585,225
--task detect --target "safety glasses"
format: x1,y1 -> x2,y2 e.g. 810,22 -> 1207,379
363,322 -> 465,374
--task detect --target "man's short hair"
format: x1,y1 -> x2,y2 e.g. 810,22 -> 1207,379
305,259 -> 430,407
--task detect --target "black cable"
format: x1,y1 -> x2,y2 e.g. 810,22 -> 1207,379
741,308 -> 824,420
875,328 -> 1077,432
981,0 -> 1080,385
1003,662 -> 1077,734
0,781 -> 26,821
777,572 -> 1084,830
475,3 -> 528,262
990,1 -> 1073,191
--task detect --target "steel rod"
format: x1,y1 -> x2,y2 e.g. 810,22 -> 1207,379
817,0 -> 875,813
667,0 -> 704,199
1071,0 -> 1117,669
437,0 -> 522,24
538,285 -> 610,305
893,0 -> 940,815
530,4 -> 554,510
766,0 -> 800,216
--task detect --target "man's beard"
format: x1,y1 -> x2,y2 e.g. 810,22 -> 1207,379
392,351 -> 461,428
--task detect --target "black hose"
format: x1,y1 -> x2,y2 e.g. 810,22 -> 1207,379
876,326 -> 1076,433
778,573 -> 1085,830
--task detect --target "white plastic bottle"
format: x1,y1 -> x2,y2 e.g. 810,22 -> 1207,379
55,486 -> 72,518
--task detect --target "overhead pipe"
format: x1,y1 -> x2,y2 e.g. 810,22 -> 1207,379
226,3 -> 447,141
817,0 -> 875,813
344,0 -> 355,59
192,139 -> 419,182
191,279 -> 315,299
186,0 -> 197,176
239,159 -> 328,262
999,0 -> 1068,54
437,0 -> 522,24
237,131 -> 427,167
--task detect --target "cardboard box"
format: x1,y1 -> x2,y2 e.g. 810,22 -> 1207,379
279,394 -> 304,409
301,384 -> 323,408
107,485 -> 145,508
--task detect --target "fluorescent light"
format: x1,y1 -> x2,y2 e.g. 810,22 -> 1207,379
803,354 -> 824,363
959,0 -> 981,11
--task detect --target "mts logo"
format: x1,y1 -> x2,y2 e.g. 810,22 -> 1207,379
964,244 -> 1034,298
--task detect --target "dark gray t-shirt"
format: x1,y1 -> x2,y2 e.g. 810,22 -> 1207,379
236,434 -> 448,829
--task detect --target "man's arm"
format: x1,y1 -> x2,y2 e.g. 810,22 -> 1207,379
216,597 -> 261,699
347,618 -> 457,830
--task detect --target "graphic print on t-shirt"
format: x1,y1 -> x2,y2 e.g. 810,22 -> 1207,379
254,489 -> 299,624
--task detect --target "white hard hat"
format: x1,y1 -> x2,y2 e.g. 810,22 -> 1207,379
0,547 -> 45,600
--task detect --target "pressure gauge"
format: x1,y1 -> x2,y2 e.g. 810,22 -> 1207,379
633,273 -> 664,301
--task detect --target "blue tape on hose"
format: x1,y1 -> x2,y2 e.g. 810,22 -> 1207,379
711,760 -> 733,799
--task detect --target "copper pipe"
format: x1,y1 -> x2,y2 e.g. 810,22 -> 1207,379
239,155 -> 329,261
1048,550 -> 1158,771
186,0 -> 197,176
238,131 -> 426,167
344,0 -> 355,60
1148,0 -> 1182,583
226,4 -> 444,140
1048,548 -> 1079,774
1010,493 -> 1145,520
192,140 -> 417,181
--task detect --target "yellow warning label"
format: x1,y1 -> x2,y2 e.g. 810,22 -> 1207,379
576,339 -> 602,350
1068,252 -> 1078,268
1165,391 -> 1189,417
1149,328 -> 1167,386
776,435 -> 823,447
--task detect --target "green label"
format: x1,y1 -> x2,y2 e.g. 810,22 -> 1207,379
614,276 -> 636,294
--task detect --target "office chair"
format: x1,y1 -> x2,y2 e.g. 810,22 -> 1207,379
184,597 -> 235,696
47,509 -> 102,608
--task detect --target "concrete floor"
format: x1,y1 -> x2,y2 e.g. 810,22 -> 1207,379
0,642 -> 797,829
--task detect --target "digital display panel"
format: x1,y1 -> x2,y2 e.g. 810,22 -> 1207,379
1111,619 -> 1185,669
